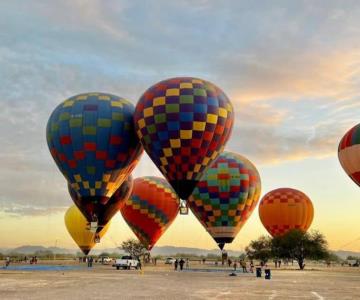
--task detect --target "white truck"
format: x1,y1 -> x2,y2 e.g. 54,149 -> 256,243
114,255 -> 140,270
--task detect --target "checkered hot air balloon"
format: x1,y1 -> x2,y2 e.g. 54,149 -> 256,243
134,77 -> 234,200
120,177 -> 180,250
259,188 -> 314,237
338,123 -> 360,186
69,175 -> 133,228
188,152 -> 261,250
47,93 -> 143,222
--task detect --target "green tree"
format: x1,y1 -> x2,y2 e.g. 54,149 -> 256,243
238,253 -> 247,261
120,239 -> 147,259
346,255 -> 360,261
271,230 -> 329,270
245,235 -> 272,264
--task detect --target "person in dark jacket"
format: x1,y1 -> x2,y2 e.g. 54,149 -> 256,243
174,259 -> 178,271
179,258 -> 185,270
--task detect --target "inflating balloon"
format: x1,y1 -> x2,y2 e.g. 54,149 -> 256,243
69,175 -> 133,227
338,123 -> 360,186
259,188 -> 314,237
47,92 -> 143,221
189,152 -> 261,250
134,77 -> 234,199
120,177 -> 180,250
64,205 -> 110,255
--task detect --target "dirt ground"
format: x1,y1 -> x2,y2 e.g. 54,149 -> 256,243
0,260 -> 359,299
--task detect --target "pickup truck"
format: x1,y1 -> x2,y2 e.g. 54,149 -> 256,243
114,255 -> 140,270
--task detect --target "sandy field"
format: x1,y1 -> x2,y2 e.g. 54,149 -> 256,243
0,260 -> 359,299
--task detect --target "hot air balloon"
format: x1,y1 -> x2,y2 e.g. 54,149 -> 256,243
64,205 -> 110,255
69,175 -> 133,229
188,151 -> 261,250
47,92 -> 143,223
338,123 -> 360,186
120,177 -> 180,250
134,77 -> 234,199
259,188 -> 314,237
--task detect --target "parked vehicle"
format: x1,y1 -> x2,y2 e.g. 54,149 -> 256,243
99,256 -> 113,264
114,255 -> 140,270
165,257 -> 176,264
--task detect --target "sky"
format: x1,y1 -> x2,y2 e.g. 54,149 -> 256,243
1,0 -> 360,252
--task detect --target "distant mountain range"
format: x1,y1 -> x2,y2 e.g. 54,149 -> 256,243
0,245 -> 241,256
0,245 -> 358,259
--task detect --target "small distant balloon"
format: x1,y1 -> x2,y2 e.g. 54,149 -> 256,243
259,188 -> 314,237
189,152 -> 261,250
120,177 -> 180,250
338,123 -> 360,186
64,205 -> 110,255
134,77 -> 234,199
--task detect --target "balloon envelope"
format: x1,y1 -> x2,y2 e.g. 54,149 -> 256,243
338,123 -> 360,186
189,152 -> 261,249
64,205 -> 110,255
259,188 -> 314,237
69,175 -> 133,227
134,77 -> 234,199
47,92 -> 143,215
120,176 -> 180,250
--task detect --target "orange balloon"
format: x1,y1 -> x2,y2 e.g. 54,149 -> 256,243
259,188 -> 314,237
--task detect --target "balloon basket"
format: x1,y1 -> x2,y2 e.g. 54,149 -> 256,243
179,200 -> 189,215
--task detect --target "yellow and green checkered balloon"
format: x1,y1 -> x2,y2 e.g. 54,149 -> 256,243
189,151 -> 261,250
134,77 -> 234,200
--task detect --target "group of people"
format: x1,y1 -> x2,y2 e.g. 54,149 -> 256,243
3,256 -> 38,268
274,259 -> 282,268
174,258 -> 189,271
229,259 -> 255,273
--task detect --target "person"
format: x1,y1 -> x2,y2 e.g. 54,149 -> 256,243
233,261 -> 237,271
278,260 -> 281,268
174,259 -> 178,271
202,258 -> 205,265
5,256 -> 10,268
250,260 -> 254,273
222,251 -> 228,266
87,256 -> 91,268
138,259 -> 142,270
274,259 -> 278,268
241,260 -> 247,273
179,258 -> 185,271
228,258 -> 232,268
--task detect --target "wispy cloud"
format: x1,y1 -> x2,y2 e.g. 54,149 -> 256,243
1,1 -> 360,215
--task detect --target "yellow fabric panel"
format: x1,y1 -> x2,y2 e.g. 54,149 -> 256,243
153,97 -> 166,106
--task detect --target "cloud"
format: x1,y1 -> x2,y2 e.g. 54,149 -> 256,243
1,1 -> 360,215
